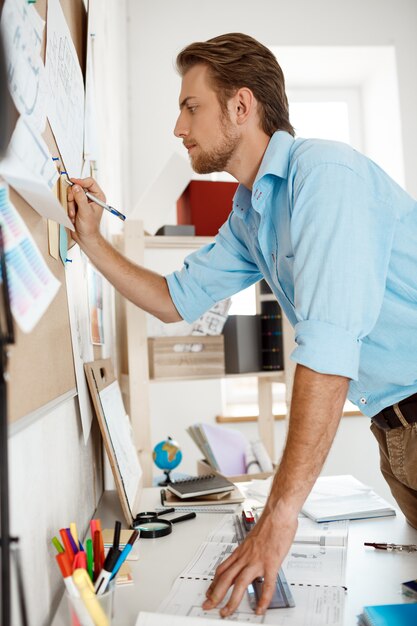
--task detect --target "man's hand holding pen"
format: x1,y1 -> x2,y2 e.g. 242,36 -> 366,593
67,177 -> 105,245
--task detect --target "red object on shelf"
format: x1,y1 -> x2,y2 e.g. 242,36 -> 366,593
177,180 -> 238,236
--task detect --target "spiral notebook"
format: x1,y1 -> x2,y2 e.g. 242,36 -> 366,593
166,474 -> 235,499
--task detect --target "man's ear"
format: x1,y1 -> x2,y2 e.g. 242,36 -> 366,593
233,88 -> 255,126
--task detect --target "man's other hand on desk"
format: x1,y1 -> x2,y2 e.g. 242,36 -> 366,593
202,506 -> 298,617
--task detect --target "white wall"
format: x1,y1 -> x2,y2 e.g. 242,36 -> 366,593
8,2 -> 130,625
127,0 -> 417,202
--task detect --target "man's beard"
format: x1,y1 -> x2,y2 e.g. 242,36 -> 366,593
190,116 -> 240,174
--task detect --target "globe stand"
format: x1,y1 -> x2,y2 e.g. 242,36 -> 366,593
158,469 -> 173,486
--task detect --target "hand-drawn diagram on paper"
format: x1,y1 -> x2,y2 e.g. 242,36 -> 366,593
8,116 -> 58,189
1,0 -> 48,131
45,0 -> 84,177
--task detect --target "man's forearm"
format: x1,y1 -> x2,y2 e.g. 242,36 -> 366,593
264,364 -> 349,517
78,234 -> 182,322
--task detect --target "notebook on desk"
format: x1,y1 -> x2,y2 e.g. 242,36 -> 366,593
301,475 -> 396,522
166,474 -> 235,499
162,484 -> 245,507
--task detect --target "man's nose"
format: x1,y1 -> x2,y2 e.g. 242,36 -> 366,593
174,112 -> 188,138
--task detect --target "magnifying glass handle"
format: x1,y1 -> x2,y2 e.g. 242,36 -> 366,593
157,507 -> 176,516
171,512 -> 197,524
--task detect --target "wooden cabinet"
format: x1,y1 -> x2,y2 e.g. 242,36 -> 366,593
115,222 -> 296,486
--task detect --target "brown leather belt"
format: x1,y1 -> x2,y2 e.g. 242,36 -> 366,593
371,392 -> 417,430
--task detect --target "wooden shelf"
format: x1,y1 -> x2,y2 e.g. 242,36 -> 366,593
149,370 -> 285,383
144,235 -> 214,250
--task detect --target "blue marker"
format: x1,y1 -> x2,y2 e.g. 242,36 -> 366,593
110,530 -> 139,582
62,176 -> 126,222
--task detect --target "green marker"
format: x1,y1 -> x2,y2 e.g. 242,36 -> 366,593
51,536 -> 64,554
86,538 -> 94,582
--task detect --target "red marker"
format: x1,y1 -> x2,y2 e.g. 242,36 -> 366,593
242,509 -> 255,531
59,528 -> 75,564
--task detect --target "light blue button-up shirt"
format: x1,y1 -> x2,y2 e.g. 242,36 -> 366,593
166,131 -> 417,416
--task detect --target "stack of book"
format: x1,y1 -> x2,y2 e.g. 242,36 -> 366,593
187,422 -> 273,478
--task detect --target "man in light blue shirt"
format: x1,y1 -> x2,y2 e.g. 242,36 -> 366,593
69,32 -> 417,617
167,130 -> 417,418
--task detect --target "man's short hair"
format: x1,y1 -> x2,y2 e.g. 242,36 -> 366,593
176,32 -> 295,137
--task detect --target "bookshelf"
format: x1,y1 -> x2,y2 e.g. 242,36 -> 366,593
115,222 -> 296,486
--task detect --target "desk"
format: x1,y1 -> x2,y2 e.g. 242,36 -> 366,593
52,489 -> 417,625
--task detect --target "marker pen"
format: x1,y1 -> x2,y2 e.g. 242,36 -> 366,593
60,528 -> 75,564
94,547 -> 121,595
110,530 -> 139,581
73,569 -> 110,626
56,554 -> 94,626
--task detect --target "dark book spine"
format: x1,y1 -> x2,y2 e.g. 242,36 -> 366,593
260,299 -> 284,371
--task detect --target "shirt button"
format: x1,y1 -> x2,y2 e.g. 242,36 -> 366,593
360,397 -> 367,405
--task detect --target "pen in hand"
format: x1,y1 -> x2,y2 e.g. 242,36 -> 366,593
62,175 -> 126,222
364,542 -> 417,552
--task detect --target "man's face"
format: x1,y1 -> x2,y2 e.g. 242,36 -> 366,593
174,64 -> 240,174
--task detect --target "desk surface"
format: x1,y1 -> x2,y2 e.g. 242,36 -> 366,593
52,489 -> 417,625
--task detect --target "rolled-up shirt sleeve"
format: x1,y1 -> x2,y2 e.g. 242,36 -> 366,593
166,215 -> 262,323
290,163 -> 397,380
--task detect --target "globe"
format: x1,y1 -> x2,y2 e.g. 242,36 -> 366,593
152,437 -> 182,485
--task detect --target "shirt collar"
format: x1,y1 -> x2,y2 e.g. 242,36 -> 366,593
254,130 -> 295,185
232,131 -> 295,218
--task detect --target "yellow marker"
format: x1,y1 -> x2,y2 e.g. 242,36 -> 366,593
70,522 -> 79,550
72,569 -> 110,626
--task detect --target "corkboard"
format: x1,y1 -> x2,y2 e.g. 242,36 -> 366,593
5,0 -> 88,422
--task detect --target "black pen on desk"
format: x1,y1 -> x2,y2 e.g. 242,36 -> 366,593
61,175 -> 126,222
365,542 -> 417,552
160,488 -> 166,506
113,520 -> 121,552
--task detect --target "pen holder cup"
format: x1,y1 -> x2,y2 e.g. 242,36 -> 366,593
65,581 -> 115,626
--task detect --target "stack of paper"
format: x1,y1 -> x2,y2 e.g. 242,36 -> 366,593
301,475 -> 396,522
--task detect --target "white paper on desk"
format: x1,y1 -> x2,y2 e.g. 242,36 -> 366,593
207,515 -> 349,548
0,152 -> 74,230
1,0 -> 48,132
157,577 -> 263,623
295,518 -> 349,547
154,577 -> 344,625
245,476 -> 273,502
206,515 -> 239,544
283,544 -> 346,586
136,612 -> 226,626
263,585 -> 345,625
65,246 -> 95,442
45,0 -> 84,177
177,541 -> 237,580
99,380 -> 142,509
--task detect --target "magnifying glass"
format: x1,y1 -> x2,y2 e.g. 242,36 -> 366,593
133,512 -> 197,538
133,508 -> 176,525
